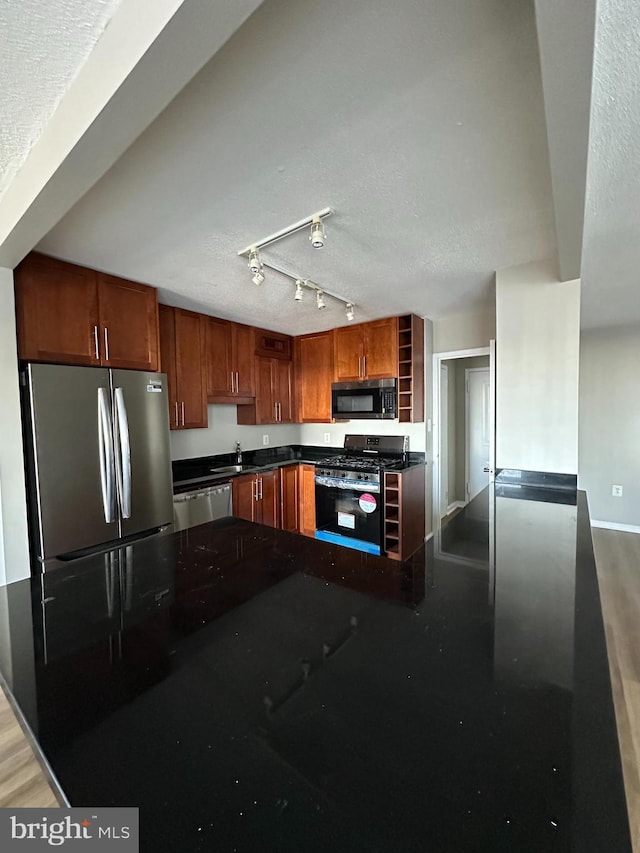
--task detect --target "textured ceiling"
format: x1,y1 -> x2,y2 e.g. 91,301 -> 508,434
37,0 -> 556,335
580,0 -> 640,329
0,0 -> 123,201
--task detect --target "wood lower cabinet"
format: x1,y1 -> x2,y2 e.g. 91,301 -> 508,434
334,317 -> 398,381
295,330 -> 334,423
237,357 -> 293,425
206,318 -> 255,402
383,466 -> 425,560
299,464 -> 317,538
280,464 -> 299,532
159,305 -> 207,430
232,470 -> 280,527
14,252 -> 160,370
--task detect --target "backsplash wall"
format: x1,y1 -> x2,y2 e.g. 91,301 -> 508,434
170,405 -> 428,460
298,421 -> 427,453
169,405 -> 299,460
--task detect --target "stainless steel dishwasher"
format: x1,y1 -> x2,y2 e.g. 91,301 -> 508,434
172,483 -> 232,531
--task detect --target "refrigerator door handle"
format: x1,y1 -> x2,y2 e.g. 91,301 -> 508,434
114,387 -> 132,519
97,387 -> 116,523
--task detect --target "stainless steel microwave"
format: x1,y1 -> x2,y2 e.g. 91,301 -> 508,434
331,378 -> 397,420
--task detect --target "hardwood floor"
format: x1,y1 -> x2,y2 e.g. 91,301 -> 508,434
0,683 -> 61,807
592,527 -> 640,853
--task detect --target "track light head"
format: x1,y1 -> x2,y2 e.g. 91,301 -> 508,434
248,249 -> 262,274
310,217 -> 325,249
316,290 -> 326,310
345,303 -> 355,322
252,270 -> 265,286
294,280 -> 304,301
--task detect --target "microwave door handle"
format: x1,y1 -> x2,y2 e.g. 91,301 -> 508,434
97,388 -> 116,523
114,387 -> 132,518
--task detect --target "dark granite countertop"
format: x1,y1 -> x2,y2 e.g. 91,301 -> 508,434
172,445 -> 426,493
0,491 -> 631,852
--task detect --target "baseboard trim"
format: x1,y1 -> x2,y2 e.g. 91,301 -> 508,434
446,501 -> 466,514
590,519 -> 640,534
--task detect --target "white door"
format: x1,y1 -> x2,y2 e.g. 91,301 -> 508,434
440,365 -> 449,516
466,368 -> 490,502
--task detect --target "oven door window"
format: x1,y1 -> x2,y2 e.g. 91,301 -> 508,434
315,484 -> 381,545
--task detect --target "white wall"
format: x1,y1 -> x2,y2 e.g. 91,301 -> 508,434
170,404 -> 299,460
496,259 -> 580,474
578,325 -> 640,527
0,268 -> 30,586
433,304 -> 495,353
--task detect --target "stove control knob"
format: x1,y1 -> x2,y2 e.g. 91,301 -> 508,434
364,474 -> 369,480
341,472 -> 346,478
357,474 -> 363,480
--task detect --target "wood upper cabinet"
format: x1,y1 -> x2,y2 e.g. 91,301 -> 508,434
159,305 -> 207,430
299,464 -> 317,537
237,356 -> 293,425
96,273 -> 159,371
334,323 -> 364,381
280,465 -> 299,533
232,470 -> 280,527
206,319 -> 255,402
14,253 -> 160,369
363,317 -> 398,378
15,254 -> 100,366
295,330 -> 334,423
334,318 -> 398,381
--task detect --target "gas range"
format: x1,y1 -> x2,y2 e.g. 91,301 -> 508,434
315,435 -> 410,485
314,435 -> 409,556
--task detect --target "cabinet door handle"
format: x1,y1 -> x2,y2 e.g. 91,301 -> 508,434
278,401 -> 282,422
358,356 -> 362,379
174,402 -> 179,427
259,477 -> 263,499
230,372 -> 234,394
274,402 -> 278,422
236,371 -> 239,394
104,327 -> 110,362
93,325 -> 100,360
363,355 -> 366,378
181,401 -> 185,426
253,478 -> 258,501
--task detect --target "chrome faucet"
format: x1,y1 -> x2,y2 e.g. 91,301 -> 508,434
235,441 -> 242,464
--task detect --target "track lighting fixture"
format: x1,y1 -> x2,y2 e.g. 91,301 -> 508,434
248,249 -> 262,275
238,209 -> 353,315
310,217 -> 325,249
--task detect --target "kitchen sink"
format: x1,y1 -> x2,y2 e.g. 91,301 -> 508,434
209,464 -> 258,474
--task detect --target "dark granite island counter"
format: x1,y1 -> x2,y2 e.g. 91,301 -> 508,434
1,493 -> 632,852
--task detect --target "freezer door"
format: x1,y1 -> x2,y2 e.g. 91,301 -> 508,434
111,370 -> 173,538
26,363 -> 117,561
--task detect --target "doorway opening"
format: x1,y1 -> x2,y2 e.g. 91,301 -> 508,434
433,346 -> 494,565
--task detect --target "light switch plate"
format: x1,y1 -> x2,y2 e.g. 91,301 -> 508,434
323,432 -> 331,444
262,434 -> 269,446
612,484 -> 623,497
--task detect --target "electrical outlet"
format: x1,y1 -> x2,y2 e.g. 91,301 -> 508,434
323,432 -> 331,444
612,484 -> 623,497
262,434 -> 269,446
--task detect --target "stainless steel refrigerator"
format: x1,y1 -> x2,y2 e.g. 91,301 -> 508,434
23,363 -> 174,573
